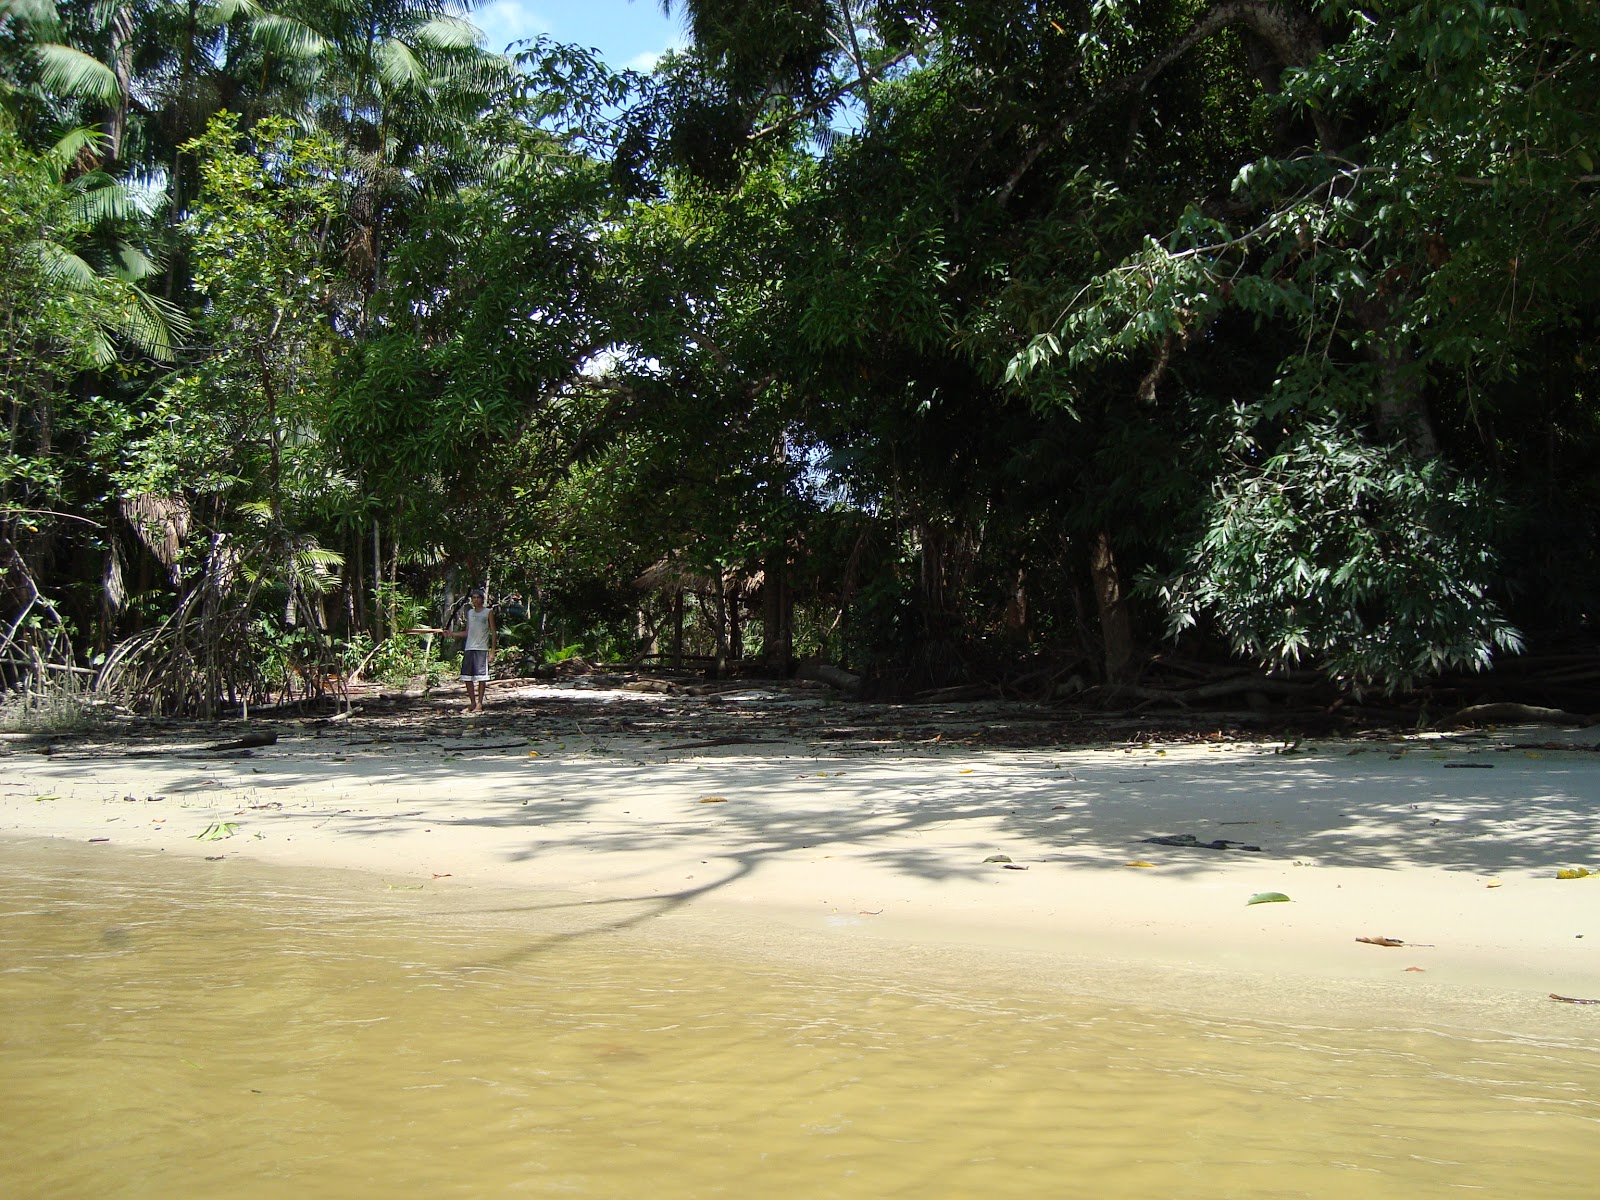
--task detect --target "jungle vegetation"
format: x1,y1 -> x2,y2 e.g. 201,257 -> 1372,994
2,0 -> 1597,716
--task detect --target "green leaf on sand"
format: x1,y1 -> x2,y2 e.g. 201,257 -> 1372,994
1247,891 -> 1292,905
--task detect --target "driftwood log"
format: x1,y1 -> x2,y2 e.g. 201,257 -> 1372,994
796,662 -> 862,693
201,730 -> 279,752
1449,703 -> 1596,727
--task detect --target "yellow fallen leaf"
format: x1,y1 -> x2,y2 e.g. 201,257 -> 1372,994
959,769 -> 974,774
698,796 -> 728,804
1124,860 -> 1156,869
1485,879 -> 1503,888
1556,867 -> 1593,880
527,751 -> 540,757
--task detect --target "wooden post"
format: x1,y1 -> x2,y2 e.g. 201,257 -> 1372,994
671,591 -> 684,669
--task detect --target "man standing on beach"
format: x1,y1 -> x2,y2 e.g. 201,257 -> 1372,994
447,589 -> 496,713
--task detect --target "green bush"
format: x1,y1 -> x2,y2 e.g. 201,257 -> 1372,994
346,631 -> 448,687
545,642 -> 586,664
1147,418 -> 1522,692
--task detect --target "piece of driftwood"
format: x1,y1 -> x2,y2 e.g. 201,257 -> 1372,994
119,728 -> 279,759
916,683 -> 998,703
1141,833 -> 1262,852
657,736 -> 783,751
1122,675 -> 1326,707
1450,703 -> 1596,727
796,662 -> 861,692
202,730 -> 279,751
623,679 -> 676,694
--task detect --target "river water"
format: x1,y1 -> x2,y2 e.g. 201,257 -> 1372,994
2,839 -> 1596,1198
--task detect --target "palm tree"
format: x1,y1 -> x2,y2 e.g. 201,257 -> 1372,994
0,114 -> 186,669
269,0 -> 510,316
0,0 -> 121,152
2,120 -> 182,373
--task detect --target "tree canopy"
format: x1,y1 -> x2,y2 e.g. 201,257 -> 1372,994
3,0 -> 1598,716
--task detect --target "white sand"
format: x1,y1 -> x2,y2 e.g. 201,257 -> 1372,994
5,689 -> 1598,1016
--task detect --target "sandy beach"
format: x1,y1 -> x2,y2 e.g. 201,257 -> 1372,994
5,679 -> 1598,1022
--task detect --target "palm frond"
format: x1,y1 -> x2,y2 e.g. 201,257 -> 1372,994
3,0 -> 62,34
83,326 -> 114,366
32,42 -> 121,105
111,240 -> 158,281
237,499 -> 274,523
206,0 -> 265,25
248,13 -> 326,60
295,544 -> 345,570
44,125 -> 103,174
27,237 -> 99,288
116,285 -> 187,361
67,176 -> 147,225
376,36 -> 427,91
414,15 -> 481,52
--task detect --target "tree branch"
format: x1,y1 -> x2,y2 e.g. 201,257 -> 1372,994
998,0 -> 1330,206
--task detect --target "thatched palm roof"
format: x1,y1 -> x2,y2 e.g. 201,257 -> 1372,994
631,556 -> 763,599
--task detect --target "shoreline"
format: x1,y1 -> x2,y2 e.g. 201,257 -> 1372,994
5,687 -> 1598,1028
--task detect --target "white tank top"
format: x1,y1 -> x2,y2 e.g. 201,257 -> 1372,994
464,606 -> 492,650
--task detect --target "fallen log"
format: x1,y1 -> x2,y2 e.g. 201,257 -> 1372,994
117,728 -> 280,759
1120,675 -> 1328,708
200,730 -> 279,751
1448,703 -> 1595,727
796,662 -> 861,693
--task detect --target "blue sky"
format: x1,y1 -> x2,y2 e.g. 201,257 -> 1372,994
472,0 -> 690,71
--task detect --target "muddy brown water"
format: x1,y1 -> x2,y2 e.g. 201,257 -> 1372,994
2,839 -> 1596,1198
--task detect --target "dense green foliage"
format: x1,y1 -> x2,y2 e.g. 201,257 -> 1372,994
2,0 -> 1597,712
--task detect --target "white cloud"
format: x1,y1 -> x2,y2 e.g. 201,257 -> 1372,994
624,35 -> 688,74
472,0 -> 552,54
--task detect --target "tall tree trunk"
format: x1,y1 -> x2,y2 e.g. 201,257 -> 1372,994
1004,566 -> 1028,632
104,5 -> 134,165
917,521 -> 973,685
1369,333 -> 1440,459
371,518 -> 383,639
1089,530 -> 1134,686
384,506 -> 401,638
671,591 -> 684,668
352,521 -> 366,633
761,547 -> 793,672
711,576 -> 729,678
